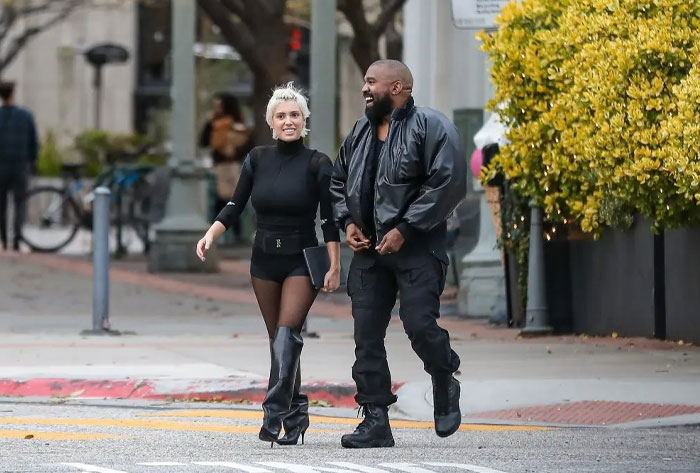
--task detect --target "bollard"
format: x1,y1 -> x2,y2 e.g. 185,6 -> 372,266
82,187 -> 119,336
520,201 -> 552,337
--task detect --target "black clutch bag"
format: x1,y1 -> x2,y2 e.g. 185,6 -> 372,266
303,245 -> 346,290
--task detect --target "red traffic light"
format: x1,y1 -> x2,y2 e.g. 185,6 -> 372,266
290,28 -> 302,51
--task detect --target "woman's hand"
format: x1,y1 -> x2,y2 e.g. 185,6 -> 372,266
322,267 -> 341,292
196,233 -> 214,262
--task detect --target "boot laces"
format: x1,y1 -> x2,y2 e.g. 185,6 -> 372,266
354,405 -> 374,433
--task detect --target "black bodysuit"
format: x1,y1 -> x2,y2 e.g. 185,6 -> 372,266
215,139 -> 340,283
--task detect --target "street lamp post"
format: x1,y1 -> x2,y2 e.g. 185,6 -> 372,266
148,0 -> 219,273
520,202 -> 552,336
309,0 -> 337,156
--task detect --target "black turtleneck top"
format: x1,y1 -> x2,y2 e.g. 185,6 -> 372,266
215,138 -> 340,243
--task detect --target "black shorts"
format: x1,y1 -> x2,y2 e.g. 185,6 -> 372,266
250,246 -> 310,283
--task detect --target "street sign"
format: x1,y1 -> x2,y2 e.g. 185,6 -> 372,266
85,43 -> 130,66
450,0 -> 512,30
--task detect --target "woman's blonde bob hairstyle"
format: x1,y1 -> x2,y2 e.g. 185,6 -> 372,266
265,82 -> 310,139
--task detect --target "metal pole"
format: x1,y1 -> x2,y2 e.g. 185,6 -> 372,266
309,0 -> 337,156
171,0 -> 196,167
93,64 -> 102,129
653,230 -> 666,340
148,0 -> 218,272
304,0 -> 336,339
82,187 -> 119,335
520,202 -> 552,336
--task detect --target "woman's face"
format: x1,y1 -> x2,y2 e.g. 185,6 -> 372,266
272,101 -> 304,142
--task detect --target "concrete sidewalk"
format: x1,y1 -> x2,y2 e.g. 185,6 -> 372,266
1,251 -> 699,428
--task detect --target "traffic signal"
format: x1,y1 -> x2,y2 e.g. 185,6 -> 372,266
288,26 -> 310,91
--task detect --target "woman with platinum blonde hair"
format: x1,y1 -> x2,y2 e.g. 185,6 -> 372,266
196,82 -> 341,446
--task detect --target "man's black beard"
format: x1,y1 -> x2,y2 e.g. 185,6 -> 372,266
364,93 -> 393,125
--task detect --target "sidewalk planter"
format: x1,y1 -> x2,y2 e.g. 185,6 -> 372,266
664,226 -> 700,342
567,218 -> 655,338
537,219 -> 700,344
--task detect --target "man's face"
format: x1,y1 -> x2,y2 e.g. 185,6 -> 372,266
362,65 -> 395,123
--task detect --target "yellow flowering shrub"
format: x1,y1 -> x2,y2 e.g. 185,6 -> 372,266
479,0 -> 700,234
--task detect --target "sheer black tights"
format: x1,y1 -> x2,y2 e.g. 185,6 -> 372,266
251,276 -> 318,338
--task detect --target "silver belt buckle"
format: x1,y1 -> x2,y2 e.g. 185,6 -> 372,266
276,238 -> 282,249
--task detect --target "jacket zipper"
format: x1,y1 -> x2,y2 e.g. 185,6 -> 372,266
373,120 -> 395,242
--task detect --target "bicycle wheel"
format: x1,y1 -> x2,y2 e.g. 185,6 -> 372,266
21,186 -> 81,252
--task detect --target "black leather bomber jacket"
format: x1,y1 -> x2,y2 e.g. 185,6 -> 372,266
330,97 -> 467,246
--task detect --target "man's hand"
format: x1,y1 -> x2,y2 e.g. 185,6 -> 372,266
375,228 -> 405,255
346,223 -> 371,252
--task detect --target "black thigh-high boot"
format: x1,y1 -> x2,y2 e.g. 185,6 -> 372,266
259,326 -> 303,445
277,361 -> 309,445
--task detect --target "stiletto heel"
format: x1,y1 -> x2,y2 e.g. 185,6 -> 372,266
277,362 -> 309,446
270,441 -> 274,449
259,327 -> 302,446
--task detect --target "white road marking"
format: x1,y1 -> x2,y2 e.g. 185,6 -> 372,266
326,463 -> 392,473
193,462 -> 271,472
378,464 -> 437,473
137,462 -> 187,466
258,462 -> 358,473
61,464 -> 129,473
424,464 -> 510,473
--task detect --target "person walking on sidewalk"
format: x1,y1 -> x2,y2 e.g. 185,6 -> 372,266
330,60 -> 466,448
199,92 -> 251,243
0,81 -> 38,252
196,83 -> 341,446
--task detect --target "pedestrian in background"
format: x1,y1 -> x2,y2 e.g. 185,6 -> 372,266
199,92 -> 251,244
331,60 -> 466,448
0,81 -> 38,252
196,83 -> 341,446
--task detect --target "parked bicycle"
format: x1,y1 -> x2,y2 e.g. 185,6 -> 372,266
20,161 -> 154,255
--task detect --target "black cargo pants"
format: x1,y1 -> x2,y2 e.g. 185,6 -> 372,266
347,243 -> 460,406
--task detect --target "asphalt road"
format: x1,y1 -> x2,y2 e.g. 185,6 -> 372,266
1,401 -> 698,473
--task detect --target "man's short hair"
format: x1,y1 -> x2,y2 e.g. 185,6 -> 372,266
0,81 -> 15,102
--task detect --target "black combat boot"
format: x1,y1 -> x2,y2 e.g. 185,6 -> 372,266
340,404 -> 394,448
276,363 -> 309,445
259,326 -> 303,446
432,373 -> 461,437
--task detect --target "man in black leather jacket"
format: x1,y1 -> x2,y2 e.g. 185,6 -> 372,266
331,60 -> 466,448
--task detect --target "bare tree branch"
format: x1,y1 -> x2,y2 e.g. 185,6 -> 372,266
0,7 -> 18,44
220,0 -> 245,18
0,1 -> 78,73
338,0 -> 407,73
375,0 -> 405,37
197,0 -> 263,75
0,0 -> 83,74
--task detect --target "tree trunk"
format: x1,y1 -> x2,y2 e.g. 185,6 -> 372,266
250,32 -> 291,146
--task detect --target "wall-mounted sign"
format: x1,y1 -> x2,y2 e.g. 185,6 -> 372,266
450,0 -> 513,30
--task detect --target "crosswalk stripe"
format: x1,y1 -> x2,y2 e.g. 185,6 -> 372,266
378,464 -> 437,473
326,463 -> 392,472
193,462 -> 271,472
258,462 -> 358,473
62,464 -> 129,473
424,463 -> 510,473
